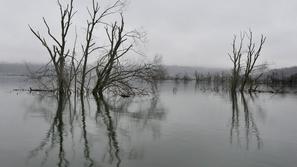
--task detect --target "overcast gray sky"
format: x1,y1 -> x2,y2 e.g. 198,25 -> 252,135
1,0 -> 297,68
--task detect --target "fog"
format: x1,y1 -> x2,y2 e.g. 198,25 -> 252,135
1,0 -> 297,68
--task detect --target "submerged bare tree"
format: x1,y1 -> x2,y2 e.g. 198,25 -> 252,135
229,33 -> 244,91
240,30 -> 266,91
228,30 -> 266,92
79,0 -> 124,96
92,14 -> 158,96
29,0 -> 75,96
29,0 -> 161,98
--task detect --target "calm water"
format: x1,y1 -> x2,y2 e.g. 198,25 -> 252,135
1,77 -> 297,167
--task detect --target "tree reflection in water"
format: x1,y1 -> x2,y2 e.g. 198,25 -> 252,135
27,92 -> 166,167
192,82 -> 264,150
28,93 -> 69,167
25,82 -> 265,166
229,91 -> 263,150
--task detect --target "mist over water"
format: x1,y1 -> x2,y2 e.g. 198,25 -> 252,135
1,78 -> 297,167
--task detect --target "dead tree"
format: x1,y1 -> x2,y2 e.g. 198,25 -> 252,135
79,0 -> 124,96
240,30 -> 266,92
228,33 -> 244,91
228,30 -> 266,92
29,0 -> 75,96
29,0 -> 160,97
92,14 -> 157,96
151,55 -> 168,80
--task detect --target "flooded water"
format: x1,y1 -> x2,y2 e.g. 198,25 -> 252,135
1,77 -> 297,167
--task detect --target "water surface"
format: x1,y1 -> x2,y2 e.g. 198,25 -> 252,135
1,78 -> 297,167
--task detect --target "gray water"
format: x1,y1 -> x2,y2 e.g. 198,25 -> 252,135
1,77 -> 297,167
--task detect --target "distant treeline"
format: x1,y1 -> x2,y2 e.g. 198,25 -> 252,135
0,63 -> 43,76
1,63 -> 297,86
160,68 -> 297,86
262,72 -> 297,85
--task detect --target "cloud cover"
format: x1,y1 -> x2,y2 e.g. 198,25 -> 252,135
0,0 -> 297,68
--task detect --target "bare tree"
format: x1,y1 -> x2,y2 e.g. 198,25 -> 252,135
150,55 -> 168,80
228,30 -> 266,92
79,0 -> 124,96
29,0 -> 161,98
92,14 -> 157,96
228,33 -> 244,91
29,0 -> 75,96
240,30 -> 266,92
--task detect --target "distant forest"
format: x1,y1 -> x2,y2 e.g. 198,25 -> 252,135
1,63 -> 297,81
